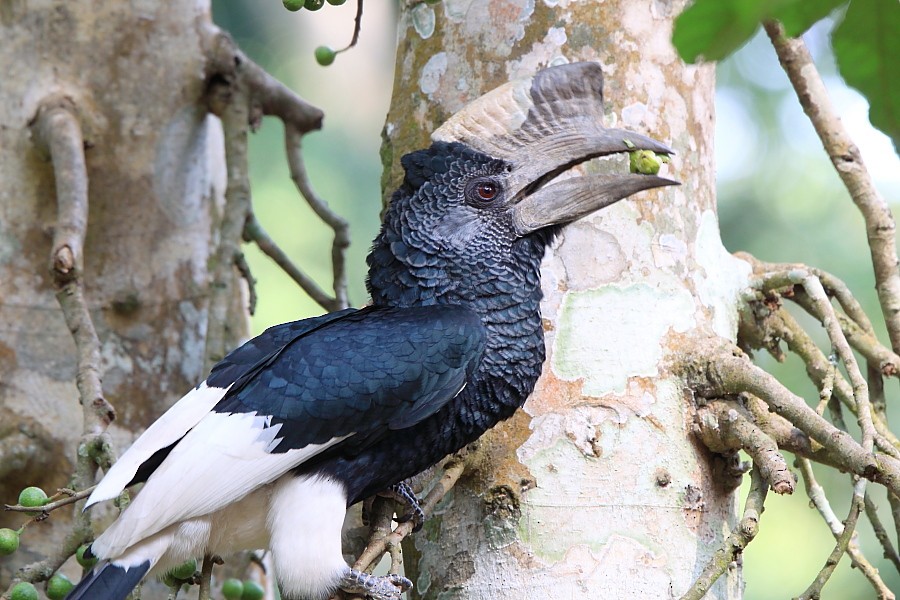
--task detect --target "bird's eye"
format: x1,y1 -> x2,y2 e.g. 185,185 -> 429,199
465,178 -> 503,207
476,182 -> 497,200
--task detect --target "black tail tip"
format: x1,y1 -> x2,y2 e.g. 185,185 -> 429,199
66,561 -> 150,600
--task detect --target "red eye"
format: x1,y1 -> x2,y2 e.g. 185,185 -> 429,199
475,182 -> 497,201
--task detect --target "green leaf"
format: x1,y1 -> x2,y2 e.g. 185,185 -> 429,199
774,0 -> 848,37
832,0 -> 900,148
673,0 -> 763,63
673,0 -> 852,63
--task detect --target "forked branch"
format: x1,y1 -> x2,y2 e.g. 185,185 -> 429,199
5,98 -> 117,594
203,27 -> 350,317
764,21 -> 900,354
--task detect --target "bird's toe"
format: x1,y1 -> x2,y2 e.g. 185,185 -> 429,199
381,482 -> 425,532
339,569 -> 412,600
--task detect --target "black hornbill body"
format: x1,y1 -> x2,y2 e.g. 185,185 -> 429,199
67,62 -> 676,600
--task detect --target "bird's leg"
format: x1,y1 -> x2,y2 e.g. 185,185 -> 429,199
361,495 -> 375,526
338,569 -> 412,600
379,482 -> 425,532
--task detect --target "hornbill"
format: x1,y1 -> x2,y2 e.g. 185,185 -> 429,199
67,62 -> 676,600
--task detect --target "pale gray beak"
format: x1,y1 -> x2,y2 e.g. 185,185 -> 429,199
432,62 -> 678,235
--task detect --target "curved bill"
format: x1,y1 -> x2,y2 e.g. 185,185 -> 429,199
512,174 -> 678,235
433,62 -> 678,232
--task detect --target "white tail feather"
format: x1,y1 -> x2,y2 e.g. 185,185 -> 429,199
86,382 -> 230,508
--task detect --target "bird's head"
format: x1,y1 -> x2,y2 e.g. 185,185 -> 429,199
368,62 -> 678,306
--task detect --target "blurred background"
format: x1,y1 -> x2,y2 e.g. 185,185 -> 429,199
211,2 -> 900,597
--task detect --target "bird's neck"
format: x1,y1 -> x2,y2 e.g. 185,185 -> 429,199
366,215 -> 555,417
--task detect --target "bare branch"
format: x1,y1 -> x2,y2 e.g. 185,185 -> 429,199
694,400 -> 794,494
679,466 -> 767,600
352,460 -> 466,574
750,302 -> 900,457
796,467 -> 891,600
234,252 -> 258,316
865,492 -> 900,573
787,289 -> 900,379
889,493 -> 900,568
7,98 -> 118,596
243,214 -> 339,311
735,253 -> 878,336
204,27 -> 323,134
285,127 -> 350,310
32,98 -> 88,281
691,342 -> 878,479
814,356 -> 836,417
348,0 -> 364,51
750,269 -> 875,454
837,313 -> 900,377
204,73 -> 253,368
203,26 -> 348,314
764,21 -> 900,354
4,524 -> 90,593
32,100 -> 116,434
197,554 -> 221,600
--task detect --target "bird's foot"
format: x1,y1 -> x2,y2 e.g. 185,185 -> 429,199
381,482 -> 425,532
339,569 -> 412,600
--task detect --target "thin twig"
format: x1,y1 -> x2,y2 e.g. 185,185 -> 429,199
234,251 -> 258,316
348,0 -> 364,49
4,486 -> 96,515
833,312 -> 900,377
864,491 -> 900,572
353,460 -> 466,573
243,213 -> 338,310
750,269 -> 875,455
815,355 -> 836,417
285,127 -> 350,310
796,465 -> 890,599
764,21 -> 900,355
889,493 -> 900,568
680,466 -> 768,600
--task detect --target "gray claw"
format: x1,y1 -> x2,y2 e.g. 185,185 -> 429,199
339,569 -> 412,600
382,482 -> 425,532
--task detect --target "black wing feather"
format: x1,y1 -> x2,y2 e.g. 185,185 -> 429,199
206,307 -> 359,389
212,304 -> 486,453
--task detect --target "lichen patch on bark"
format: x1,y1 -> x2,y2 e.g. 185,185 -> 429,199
552,283 -> 697,396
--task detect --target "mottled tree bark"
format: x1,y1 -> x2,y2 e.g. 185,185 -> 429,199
0,0 -> 244,587
382,1 -> 744,598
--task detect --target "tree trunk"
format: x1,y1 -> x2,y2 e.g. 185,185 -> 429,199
0,0 -> 243,587
382,2 -> 747,598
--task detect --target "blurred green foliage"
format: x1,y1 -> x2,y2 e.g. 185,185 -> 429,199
212,2 -> 899,598
674,0 -> 899,149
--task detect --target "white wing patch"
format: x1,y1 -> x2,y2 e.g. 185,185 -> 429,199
91,410 -> 348,558
87,382 -> 230,508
